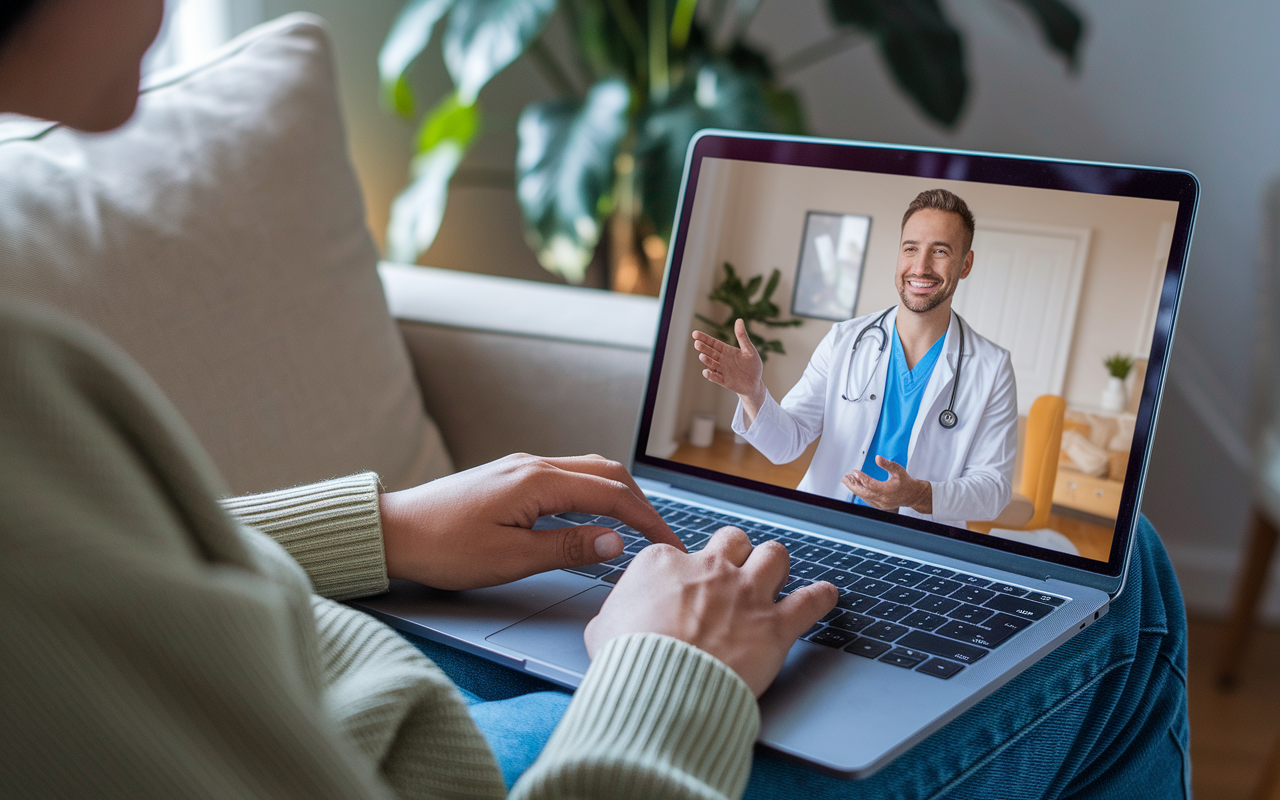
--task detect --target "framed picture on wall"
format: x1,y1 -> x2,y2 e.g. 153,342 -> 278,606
792,211 -> 871,321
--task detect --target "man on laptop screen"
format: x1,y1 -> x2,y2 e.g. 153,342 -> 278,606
693,189 -> 1018,528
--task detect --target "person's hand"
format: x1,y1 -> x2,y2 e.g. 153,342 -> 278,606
379,454 -> 684,591
584,527 -> 838,697
692,319 -> 767,421
843,456 -> 933,514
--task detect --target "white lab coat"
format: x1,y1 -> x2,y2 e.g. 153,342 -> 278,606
732,306 -> 1018,527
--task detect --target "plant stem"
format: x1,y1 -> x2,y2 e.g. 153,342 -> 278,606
527,37 -> 580,98
775,30 -> 869,78
451,166 -> 517,188
649,0 -> 670,101
670,0 -> 698,50
605,0 -> 648,81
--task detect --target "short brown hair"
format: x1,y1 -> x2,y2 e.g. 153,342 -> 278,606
901,189 -> 976,253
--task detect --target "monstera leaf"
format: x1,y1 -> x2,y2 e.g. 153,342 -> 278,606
516,79 -> 631,283
379,0 -> 458,117
634,58 -> 797,242
385,94 -> 480,262
1004,0 -> 1085,69
826,0 -> 965,125
444,0 -> 558,104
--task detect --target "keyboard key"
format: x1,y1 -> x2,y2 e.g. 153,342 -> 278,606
917,658 -> 965,679
948,604 -> 995,624
983,613 -> 1034,638
861,621 -> 908,642
954,574 -> 992,587
837,592 -> 881,614
565,562 -> 613,577
951,586 -> 996,605
674,530 -> 709,548
935,620 -> 1017,649
1028,592 -> 1066,606
885,557 -> 924,569
885,568 -> 928,586
851,561 -> 896,579
868,601 -> 912,622
830,612 -> 873,633
881,587 -> 926,605
794,544 -> 835,562
557,512 -> 601,524
746,529 -> 778,545
880,648 -> 929,668
602,553 -> 634,568
897,630 -> 989,664
984,594 -> 1056,621
990,583 -> 1028,596
791,561 -> 829,580
846,637 -> 893,659
814,569 -> 858,588
802,623 -> 823,638
913,595 -> 961,614
820,608 -> 845,623
849,577 -> 892,596
783,578 -> 814,593
918,565 -> 957,578
820,552 -> 865,570
902,610 -> 947,631
600,569 -> 624,584
623,539 -> 649,554
807,627 -> 856,648
850,548 -> 887,561
917,577 -> 963,596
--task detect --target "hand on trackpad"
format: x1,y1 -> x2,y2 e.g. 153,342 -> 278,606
485,586 -> 612,675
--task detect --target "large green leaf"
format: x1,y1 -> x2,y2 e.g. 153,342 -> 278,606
516,78 -> 631,283
385,96 -> 480,262
1003,0 -> 1084,69
633,58 -> 786,242
444,0 -> 558,105
827,0 -> 966,126
379,0 -> 459,117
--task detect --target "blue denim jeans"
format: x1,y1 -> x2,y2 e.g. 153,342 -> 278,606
406,515 -> 1189,798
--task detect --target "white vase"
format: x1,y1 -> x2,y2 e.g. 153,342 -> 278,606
1100,376 -> 1126,413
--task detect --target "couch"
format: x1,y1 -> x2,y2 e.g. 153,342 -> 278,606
0,13 -> 657,498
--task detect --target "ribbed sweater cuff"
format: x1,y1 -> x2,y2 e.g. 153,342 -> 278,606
220,473 -> 388,600
520,633 -> 759,799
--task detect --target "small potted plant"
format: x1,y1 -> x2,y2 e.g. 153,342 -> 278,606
695,262 -> 801,362
1101,353 -> 1134,413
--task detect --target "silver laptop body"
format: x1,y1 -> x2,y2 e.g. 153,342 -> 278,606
353,132 -> 1199,778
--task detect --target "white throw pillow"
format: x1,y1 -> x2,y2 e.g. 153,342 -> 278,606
0,14 -> 452,494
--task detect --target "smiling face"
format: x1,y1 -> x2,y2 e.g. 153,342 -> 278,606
895,208 -> 975,316
0,0 -> 165,132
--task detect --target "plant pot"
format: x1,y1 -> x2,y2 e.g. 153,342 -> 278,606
1100,376 -> 1126,413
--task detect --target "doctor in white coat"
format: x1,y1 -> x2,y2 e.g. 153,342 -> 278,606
692,189 -> 1018,528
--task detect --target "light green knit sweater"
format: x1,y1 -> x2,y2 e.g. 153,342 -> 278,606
0,302 -> 760,799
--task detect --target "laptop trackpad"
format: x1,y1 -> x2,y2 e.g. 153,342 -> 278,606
486,585 -> 611,675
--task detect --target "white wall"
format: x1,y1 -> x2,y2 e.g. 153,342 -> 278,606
247,0 -> 1277,617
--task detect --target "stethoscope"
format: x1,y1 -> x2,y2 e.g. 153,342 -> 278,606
840,308 -> 966,430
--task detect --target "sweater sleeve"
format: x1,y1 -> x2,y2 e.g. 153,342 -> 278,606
513,633 -> 760,800
219,472 -> 390,601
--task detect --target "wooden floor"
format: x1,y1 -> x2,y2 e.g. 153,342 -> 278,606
1189,617 -> 1280,799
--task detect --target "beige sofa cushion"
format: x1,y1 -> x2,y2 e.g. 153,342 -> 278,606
0,14 -> 451,494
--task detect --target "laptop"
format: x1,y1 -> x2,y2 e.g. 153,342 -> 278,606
352,131 -> 1199,778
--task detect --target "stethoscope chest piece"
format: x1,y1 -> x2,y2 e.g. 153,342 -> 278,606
938,408 -> 958,429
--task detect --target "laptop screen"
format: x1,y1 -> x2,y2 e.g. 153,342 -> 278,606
634,133 -> 1198,579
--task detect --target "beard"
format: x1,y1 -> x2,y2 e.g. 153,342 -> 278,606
897,273 -> 955,314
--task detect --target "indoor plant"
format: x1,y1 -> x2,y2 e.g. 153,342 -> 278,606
378,0 -> 1084,291
1101,352 -> 1134,413
695,262 -> 801,361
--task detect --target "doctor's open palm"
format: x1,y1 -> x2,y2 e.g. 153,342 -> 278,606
693,319 -> 767,420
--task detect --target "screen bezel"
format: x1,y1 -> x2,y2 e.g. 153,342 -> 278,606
632,131 -> 1199,589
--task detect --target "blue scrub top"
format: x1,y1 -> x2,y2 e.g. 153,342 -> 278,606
852,328 -> 945,504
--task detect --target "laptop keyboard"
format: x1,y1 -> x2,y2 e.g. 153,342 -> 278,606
552,496 -> 1065,680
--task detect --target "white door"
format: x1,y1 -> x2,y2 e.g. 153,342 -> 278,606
950,223 -> 1090,415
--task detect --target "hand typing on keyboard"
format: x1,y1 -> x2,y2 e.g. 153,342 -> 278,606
586,527 -> 839,696
378,453 -> 683,590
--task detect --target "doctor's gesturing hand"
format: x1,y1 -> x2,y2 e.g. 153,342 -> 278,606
693,318 -> 768,425
378,453 -> 683,591
843,456 -> 934,514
